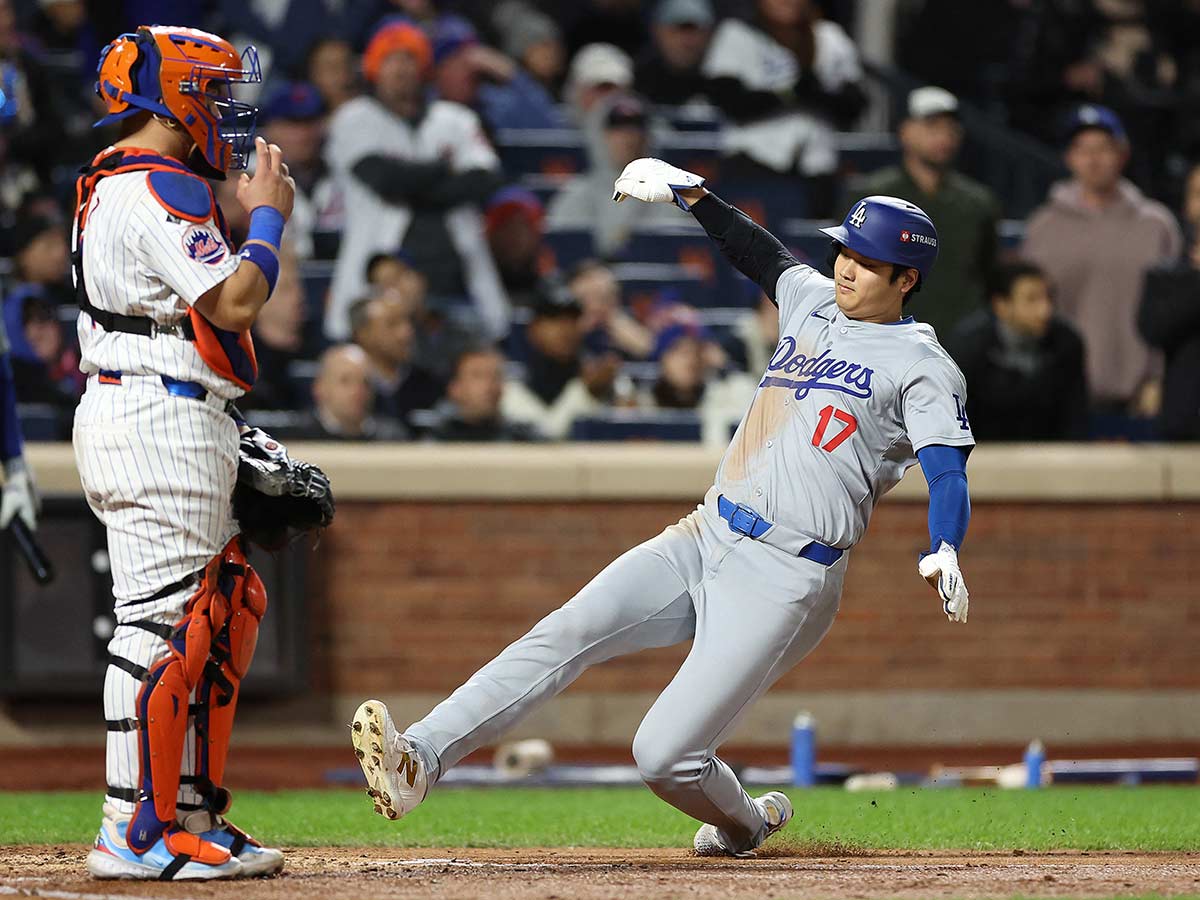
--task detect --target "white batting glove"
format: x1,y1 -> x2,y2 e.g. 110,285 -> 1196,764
1,456 -> 39,530
612,157 -> 705,210
918,541 -> 969,623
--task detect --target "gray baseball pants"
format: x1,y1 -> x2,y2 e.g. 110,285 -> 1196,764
405,498 -> 846,853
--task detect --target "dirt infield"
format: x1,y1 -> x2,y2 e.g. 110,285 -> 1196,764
1,847 -> 1197,899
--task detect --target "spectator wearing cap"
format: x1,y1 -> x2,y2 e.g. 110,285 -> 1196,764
945,262 -> 1088,442
547,92 -> 684,256
491,1 -> 567,95
501,290 -> 630,439
638,319 -> 757,448
849,86 -> 1000,339
564,43 -> 634,121
291,344 -> 408,441
1022,104 -> 1182,418
485,187 -> 560,309
634,0 -> 798,125
430,14 -> 564,131
701,0 -> 867,217
1138,160 -> 1200,441
348,289 -> 444,429
427,346 -> 540,442
257,80 -> 333,260
324,18 -> 511,343
365,251 -> 476,382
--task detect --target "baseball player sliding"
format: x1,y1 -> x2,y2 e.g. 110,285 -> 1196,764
352,158 -> 974,857
73,26 -> 330,881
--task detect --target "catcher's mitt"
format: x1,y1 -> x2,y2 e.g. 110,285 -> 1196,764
233,428 -> 335,550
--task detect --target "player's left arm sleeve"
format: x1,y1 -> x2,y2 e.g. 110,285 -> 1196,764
917,444 -> 970,553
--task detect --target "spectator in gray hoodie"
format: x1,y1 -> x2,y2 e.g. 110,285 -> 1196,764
1022,104 -> 1182,416
546,92 -> 683,257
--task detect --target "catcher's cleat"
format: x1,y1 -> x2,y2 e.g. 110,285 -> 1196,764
693,791 -> 793,858
86,804 -> 243,880
350,699 -> 428,821
178,810 -> 284,878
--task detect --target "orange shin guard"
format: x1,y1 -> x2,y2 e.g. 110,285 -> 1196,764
126,539 -> 250,852
195,544 -> 266,803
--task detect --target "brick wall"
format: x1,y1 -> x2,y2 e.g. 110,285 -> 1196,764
309,501 -> 1200,697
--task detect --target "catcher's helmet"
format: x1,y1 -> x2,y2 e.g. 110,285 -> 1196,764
94,26 -> 262,173
820,196 -> 939,283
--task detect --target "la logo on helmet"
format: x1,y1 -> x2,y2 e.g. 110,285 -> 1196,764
849,202 -> 868,228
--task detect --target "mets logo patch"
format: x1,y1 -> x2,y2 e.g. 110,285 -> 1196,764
182,225 -> 227,265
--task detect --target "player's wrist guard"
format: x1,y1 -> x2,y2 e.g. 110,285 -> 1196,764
240,207 -> 285,295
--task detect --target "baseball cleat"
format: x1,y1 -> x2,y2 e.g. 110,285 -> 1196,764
86,804 -> 243,880
693,791 -> 793,858
350,699 -> 428,821
178,810 -> 284,878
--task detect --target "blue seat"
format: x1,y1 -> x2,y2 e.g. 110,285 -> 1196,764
570,410 -> 702,442
495,129 -> 585,178
16,404 -> 63,441
544,229 -> 595,268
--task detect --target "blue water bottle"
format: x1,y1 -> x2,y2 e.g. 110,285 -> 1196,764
1023,739 -> 1045,789
791,712 -> 816,787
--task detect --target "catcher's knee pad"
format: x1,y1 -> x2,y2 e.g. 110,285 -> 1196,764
125,539 -> 252,852
193,542 -> 267,804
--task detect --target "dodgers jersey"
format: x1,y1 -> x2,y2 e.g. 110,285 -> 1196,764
74,168 -> 244,400
716,264 -> 975,549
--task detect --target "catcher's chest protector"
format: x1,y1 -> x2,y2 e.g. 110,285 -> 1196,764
73,147 -> 258,390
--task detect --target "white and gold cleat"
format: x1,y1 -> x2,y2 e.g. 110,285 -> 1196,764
693,791 -> 793,857
350,699 -> 428,821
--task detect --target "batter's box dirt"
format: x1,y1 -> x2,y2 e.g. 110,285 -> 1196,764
1,847 -> 1198,899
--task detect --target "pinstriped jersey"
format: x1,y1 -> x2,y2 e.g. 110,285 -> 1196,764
716,263 -> 974,549
73,167 -> 244,399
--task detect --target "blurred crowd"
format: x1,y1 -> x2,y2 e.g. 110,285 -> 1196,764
4,0 -> 1200,444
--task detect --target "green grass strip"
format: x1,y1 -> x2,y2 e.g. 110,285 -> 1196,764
1,786 -> 1197,851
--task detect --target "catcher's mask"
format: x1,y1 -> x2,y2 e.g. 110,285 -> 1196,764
95,25 -> 261,174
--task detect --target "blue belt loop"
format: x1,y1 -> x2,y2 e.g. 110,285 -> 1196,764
160,376 -> 208,401
716,494 -> 843,567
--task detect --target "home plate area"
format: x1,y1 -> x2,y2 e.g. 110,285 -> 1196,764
2,847 -> 1198,900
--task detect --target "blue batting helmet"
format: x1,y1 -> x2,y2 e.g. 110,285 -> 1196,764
819,196 -> 939,282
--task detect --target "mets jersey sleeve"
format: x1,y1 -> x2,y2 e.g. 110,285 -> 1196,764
901,356 -> 976,452
131,189 -> 241,306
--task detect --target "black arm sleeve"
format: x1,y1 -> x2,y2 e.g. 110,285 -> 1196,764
689,192 -> 800,303
352,156 -> 449,204
351,156 -> 503,209
789,72 -> 869,130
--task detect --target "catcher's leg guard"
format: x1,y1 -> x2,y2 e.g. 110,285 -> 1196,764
123,543 -> 247,853
191,543 -> 267,811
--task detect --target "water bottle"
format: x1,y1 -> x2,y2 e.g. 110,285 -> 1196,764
791,712 -> 816,787
1023,739 -> 1046,789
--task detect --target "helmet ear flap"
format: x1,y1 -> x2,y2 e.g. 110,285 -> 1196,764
95,34 -> 141,111
95,27 -> 164,116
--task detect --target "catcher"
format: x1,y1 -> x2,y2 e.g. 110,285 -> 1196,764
74,26 -> 333,881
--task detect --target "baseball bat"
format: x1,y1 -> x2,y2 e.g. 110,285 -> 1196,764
7,518 -> 54,585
